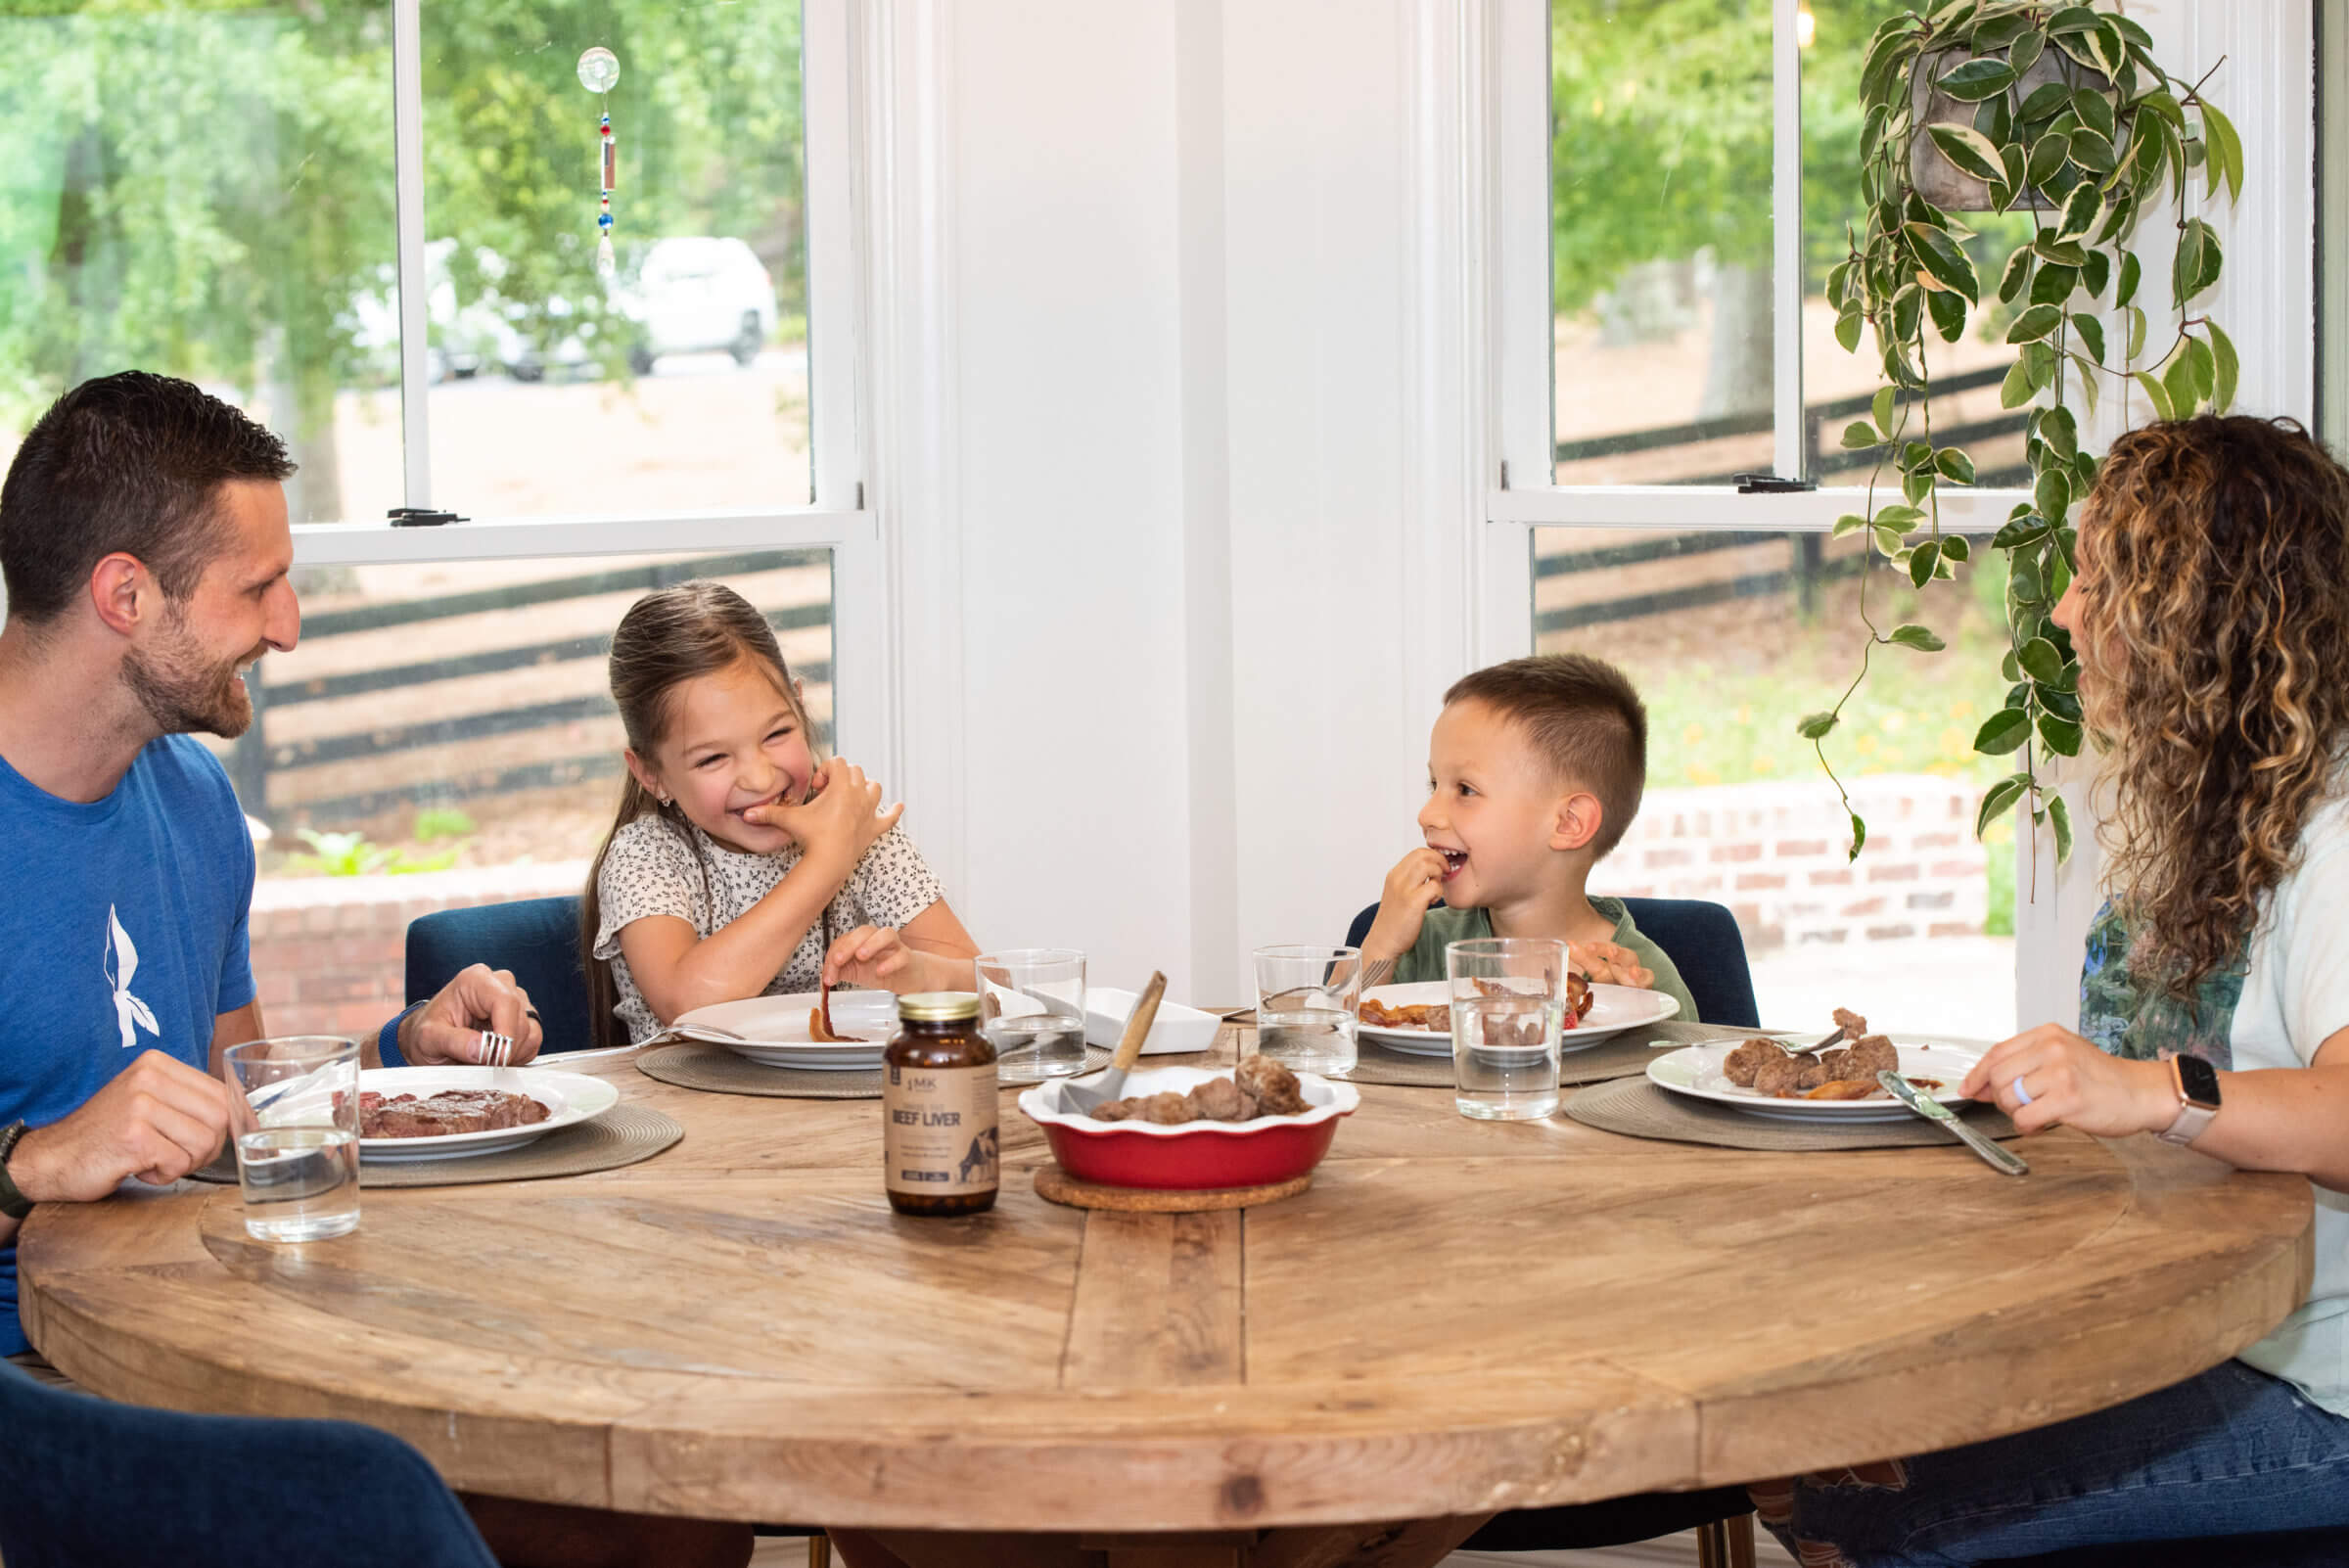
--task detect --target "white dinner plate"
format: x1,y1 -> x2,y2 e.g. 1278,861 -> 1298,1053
671,991 -> 898,1071
1645,1038 -> 1986,1123
1358,981 -> 1681,1057
356,1065 -> 619,1161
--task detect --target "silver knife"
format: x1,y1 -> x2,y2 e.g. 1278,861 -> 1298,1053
1877,1070 -> 2029,1176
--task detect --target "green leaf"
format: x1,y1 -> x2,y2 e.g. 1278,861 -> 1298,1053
1847,812 -> 1867,862
2049,793 -> 2075,863
1999,247 -> 2034,304
2081,251 -> 2110,299
2126,304 -> 2148,362
1936,447 -> 1977,484
1872,503 -> 1925,526
1835,306 -> 1865,354
1971,12 -> 2035,51
2040,405 -> 2079,460
2209,320 -> 2240,413
1942,534 -> 1971,564
1907,222 -> 1981,302
2056,180 -> 2103,243
2038,713 -> 2085,756
2030,263 -> 2078,306
2070,312 -> 2105,364
1927,121 -> 2006,184
1833,513 -> 1871,538
1974,708 -> 2033,755
1938,58 -> 2019,101
1841,420 -> 1882,451
1927,288 -> 1967,343
2018,635 -> 2064,684
1797,711 -> 1840,741
1873,524 -> 1908,557
1872,386 -> 1898,435
2115,252 -> 2142,308
2165,349 -> 2201,417
2009,27 -> 2047,76
2136,370 -> 2175,422
1910,539 -> 1942,588
2186,336 -> 2218,400
2034,235 -> 2089,267
2046,6 -> 2100,37
1888,623 -> 1947,652
1992,515 -> 2050,549
1901,439 -> 1934,474
2001,648 -> 2023,682
2018,80 -> 2073,124
1895,285 -> 1924,344
1977,773 -> 2033,837
2072,88 -> 2116,140
2025,132 -> 2071,189
2201,100 -> 2245,202
2069,128 -> 2118,175
2006,302 -> 2063,344
2000,358 -> 2036,409
2174,218 -> 2222,304
1904,468 -> 1934,507
2066,354 -> 2101,418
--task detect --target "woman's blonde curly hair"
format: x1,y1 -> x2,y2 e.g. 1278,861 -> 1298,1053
2075,416 -> 2349,997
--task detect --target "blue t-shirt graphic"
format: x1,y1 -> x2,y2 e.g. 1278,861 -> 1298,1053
0,734 -> 256,1355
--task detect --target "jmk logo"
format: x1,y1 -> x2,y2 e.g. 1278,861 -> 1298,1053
105,905 -> 161,1050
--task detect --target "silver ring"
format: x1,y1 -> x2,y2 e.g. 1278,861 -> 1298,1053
2011,1075 -> 2033,1106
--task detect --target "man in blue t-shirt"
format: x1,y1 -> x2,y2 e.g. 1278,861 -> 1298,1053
0,374 -> 547,1359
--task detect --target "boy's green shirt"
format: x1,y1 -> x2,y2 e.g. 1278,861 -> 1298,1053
1387,899 -> 1700,1022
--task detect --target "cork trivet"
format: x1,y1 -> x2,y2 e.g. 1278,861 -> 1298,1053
1344,1019 -> 1767,1089
190,1103 -> 683,1188
637,1040 -> 1110,1098
1564,1074 -> 2021,1152
1033,1165 -> 1312,1212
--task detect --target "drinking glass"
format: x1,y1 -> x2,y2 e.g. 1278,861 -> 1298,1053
1447,938 -> 1566,1121
1252,945 -> 1360,1078
975,948 -> 1088,1084
221,1036 -> 362,1242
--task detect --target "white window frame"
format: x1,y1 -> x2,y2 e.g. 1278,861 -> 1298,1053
293,0 -> 890,782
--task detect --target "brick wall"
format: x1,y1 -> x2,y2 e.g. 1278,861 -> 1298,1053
1602,774 -> 1987,950
249,861 -> 590,1038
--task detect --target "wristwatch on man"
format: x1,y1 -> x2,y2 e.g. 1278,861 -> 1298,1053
0,1120 -> 32,1221
2154,1054 -> 2223,1146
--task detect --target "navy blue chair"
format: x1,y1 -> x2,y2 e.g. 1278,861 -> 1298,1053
406,895 -> 597,1054
0,1360 -> 496,1568
1344,895 -> 1761,1028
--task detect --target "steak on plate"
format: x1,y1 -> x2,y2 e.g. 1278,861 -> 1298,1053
359,1088 -> 552,1139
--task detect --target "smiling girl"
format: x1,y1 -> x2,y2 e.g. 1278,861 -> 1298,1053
579,582 -> 978,1046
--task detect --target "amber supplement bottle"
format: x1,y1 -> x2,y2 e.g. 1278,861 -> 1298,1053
883,992 -> 999,1216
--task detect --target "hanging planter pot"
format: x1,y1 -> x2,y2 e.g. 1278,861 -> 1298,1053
1911,44 -> 2109,212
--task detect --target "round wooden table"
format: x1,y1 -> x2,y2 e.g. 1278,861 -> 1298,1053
20,1026 -> 2312,1566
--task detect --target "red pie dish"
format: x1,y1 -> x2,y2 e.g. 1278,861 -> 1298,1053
1017,1064 -> 1359,1189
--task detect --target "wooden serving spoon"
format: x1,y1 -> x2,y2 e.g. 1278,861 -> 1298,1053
1058,971 -> 1168,1116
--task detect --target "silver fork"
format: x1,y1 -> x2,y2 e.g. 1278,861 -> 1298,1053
477,1030 -> 517,1067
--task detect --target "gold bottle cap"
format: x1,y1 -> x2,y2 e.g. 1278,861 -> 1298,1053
897,991 -> 982,1023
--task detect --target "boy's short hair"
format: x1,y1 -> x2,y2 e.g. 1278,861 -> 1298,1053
1444,653 -> 1647,858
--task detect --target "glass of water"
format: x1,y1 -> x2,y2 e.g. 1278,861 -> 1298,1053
221,1036 -> 362,1242
1252,945 -> 1361,1078
975,948 -> 1088,1083
1447,938 -> 1566,1121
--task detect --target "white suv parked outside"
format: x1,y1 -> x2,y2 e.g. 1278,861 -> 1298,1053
622,237 -> 777,371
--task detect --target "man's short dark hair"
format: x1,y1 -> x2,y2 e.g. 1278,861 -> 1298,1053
1444,653 -> 1648,858
1,372 -> 295,626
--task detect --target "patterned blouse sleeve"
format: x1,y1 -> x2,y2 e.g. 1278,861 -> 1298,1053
592,817 -> 708,960
846,822 -> 946,931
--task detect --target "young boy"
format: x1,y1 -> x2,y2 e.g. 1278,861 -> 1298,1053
1359,653 -> 1698,1019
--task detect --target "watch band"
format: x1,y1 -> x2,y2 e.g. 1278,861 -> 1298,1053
0,1120 -> 33,1222
2156,1056 -> 2222,1146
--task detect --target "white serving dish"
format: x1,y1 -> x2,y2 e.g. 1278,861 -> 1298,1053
1645,1038 -> 1986,1124
356,1065 -> 619,1161
670,990 -> 897,1071
1358,981 -> 1681,1056
1083,987 -> 1223,1056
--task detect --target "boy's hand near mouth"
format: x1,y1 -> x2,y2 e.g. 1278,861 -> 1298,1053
1361,845 -> 1452,966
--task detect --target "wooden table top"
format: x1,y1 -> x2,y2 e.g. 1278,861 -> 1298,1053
20,1026 -> 2313,1533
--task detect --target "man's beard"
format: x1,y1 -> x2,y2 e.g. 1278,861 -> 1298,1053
123,614 -> 257,740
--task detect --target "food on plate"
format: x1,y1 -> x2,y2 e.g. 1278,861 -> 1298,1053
358,1089 -> 550,1139
1359,998 -> 1451,1031
807,982 -> 866,1043
1080,1057 -> 1313,1125
1724,1025 -> 1912,1101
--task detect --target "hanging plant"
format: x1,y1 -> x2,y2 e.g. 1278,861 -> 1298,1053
1800,0 -> 2242,864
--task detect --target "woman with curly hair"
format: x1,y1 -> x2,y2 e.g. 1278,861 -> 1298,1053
1759,415 -> 2349,1565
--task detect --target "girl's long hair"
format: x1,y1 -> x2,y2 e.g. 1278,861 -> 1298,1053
580,581 -> 818,1046
2078,416 -> 2349,996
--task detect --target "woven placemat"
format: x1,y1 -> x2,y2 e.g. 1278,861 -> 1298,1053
1564,1074 -> 2020,1152
1346,1019 -> 1766,1089
189,1102 -> 683,1188
636,1040 -> 1109,1099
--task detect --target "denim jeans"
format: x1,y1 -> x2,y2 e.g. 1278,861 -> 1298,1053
1751,1359 -> 2349,1567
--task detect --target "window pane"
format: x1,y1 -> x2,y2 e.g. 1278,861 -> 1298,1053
1551,0 -> 1774,485
209,550 -> 832,1036
1534,527 -> 2014,1035
0,2 -> 398,524
409,1 -> 810,517
1803,1 -> 2032,485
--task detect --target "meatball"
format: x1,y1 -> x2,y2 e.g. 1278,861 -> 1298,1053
1186,1076 -> 1250,1122
1818,1047 -> 1852,1081
1087,1096 -> 1137,1122
1234,1054 -> 1309,1116
1832,1006 -> 1868,1040
1794,1059 -> 1832,1091
1136,1091 -> 1198,1126
1841,1035 -> 1900,1082
1724,1038 -> 1787,1087
1750,1055 -> 1808,1098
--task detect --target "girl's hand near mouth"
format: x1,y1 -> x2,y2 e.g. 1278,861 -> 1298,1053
751,759 -> 901,874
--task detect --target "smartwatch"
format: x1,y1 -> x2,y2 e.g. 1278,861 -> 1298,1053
0,1120 -> 32,1221
2155,1053 -> 2223,1146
